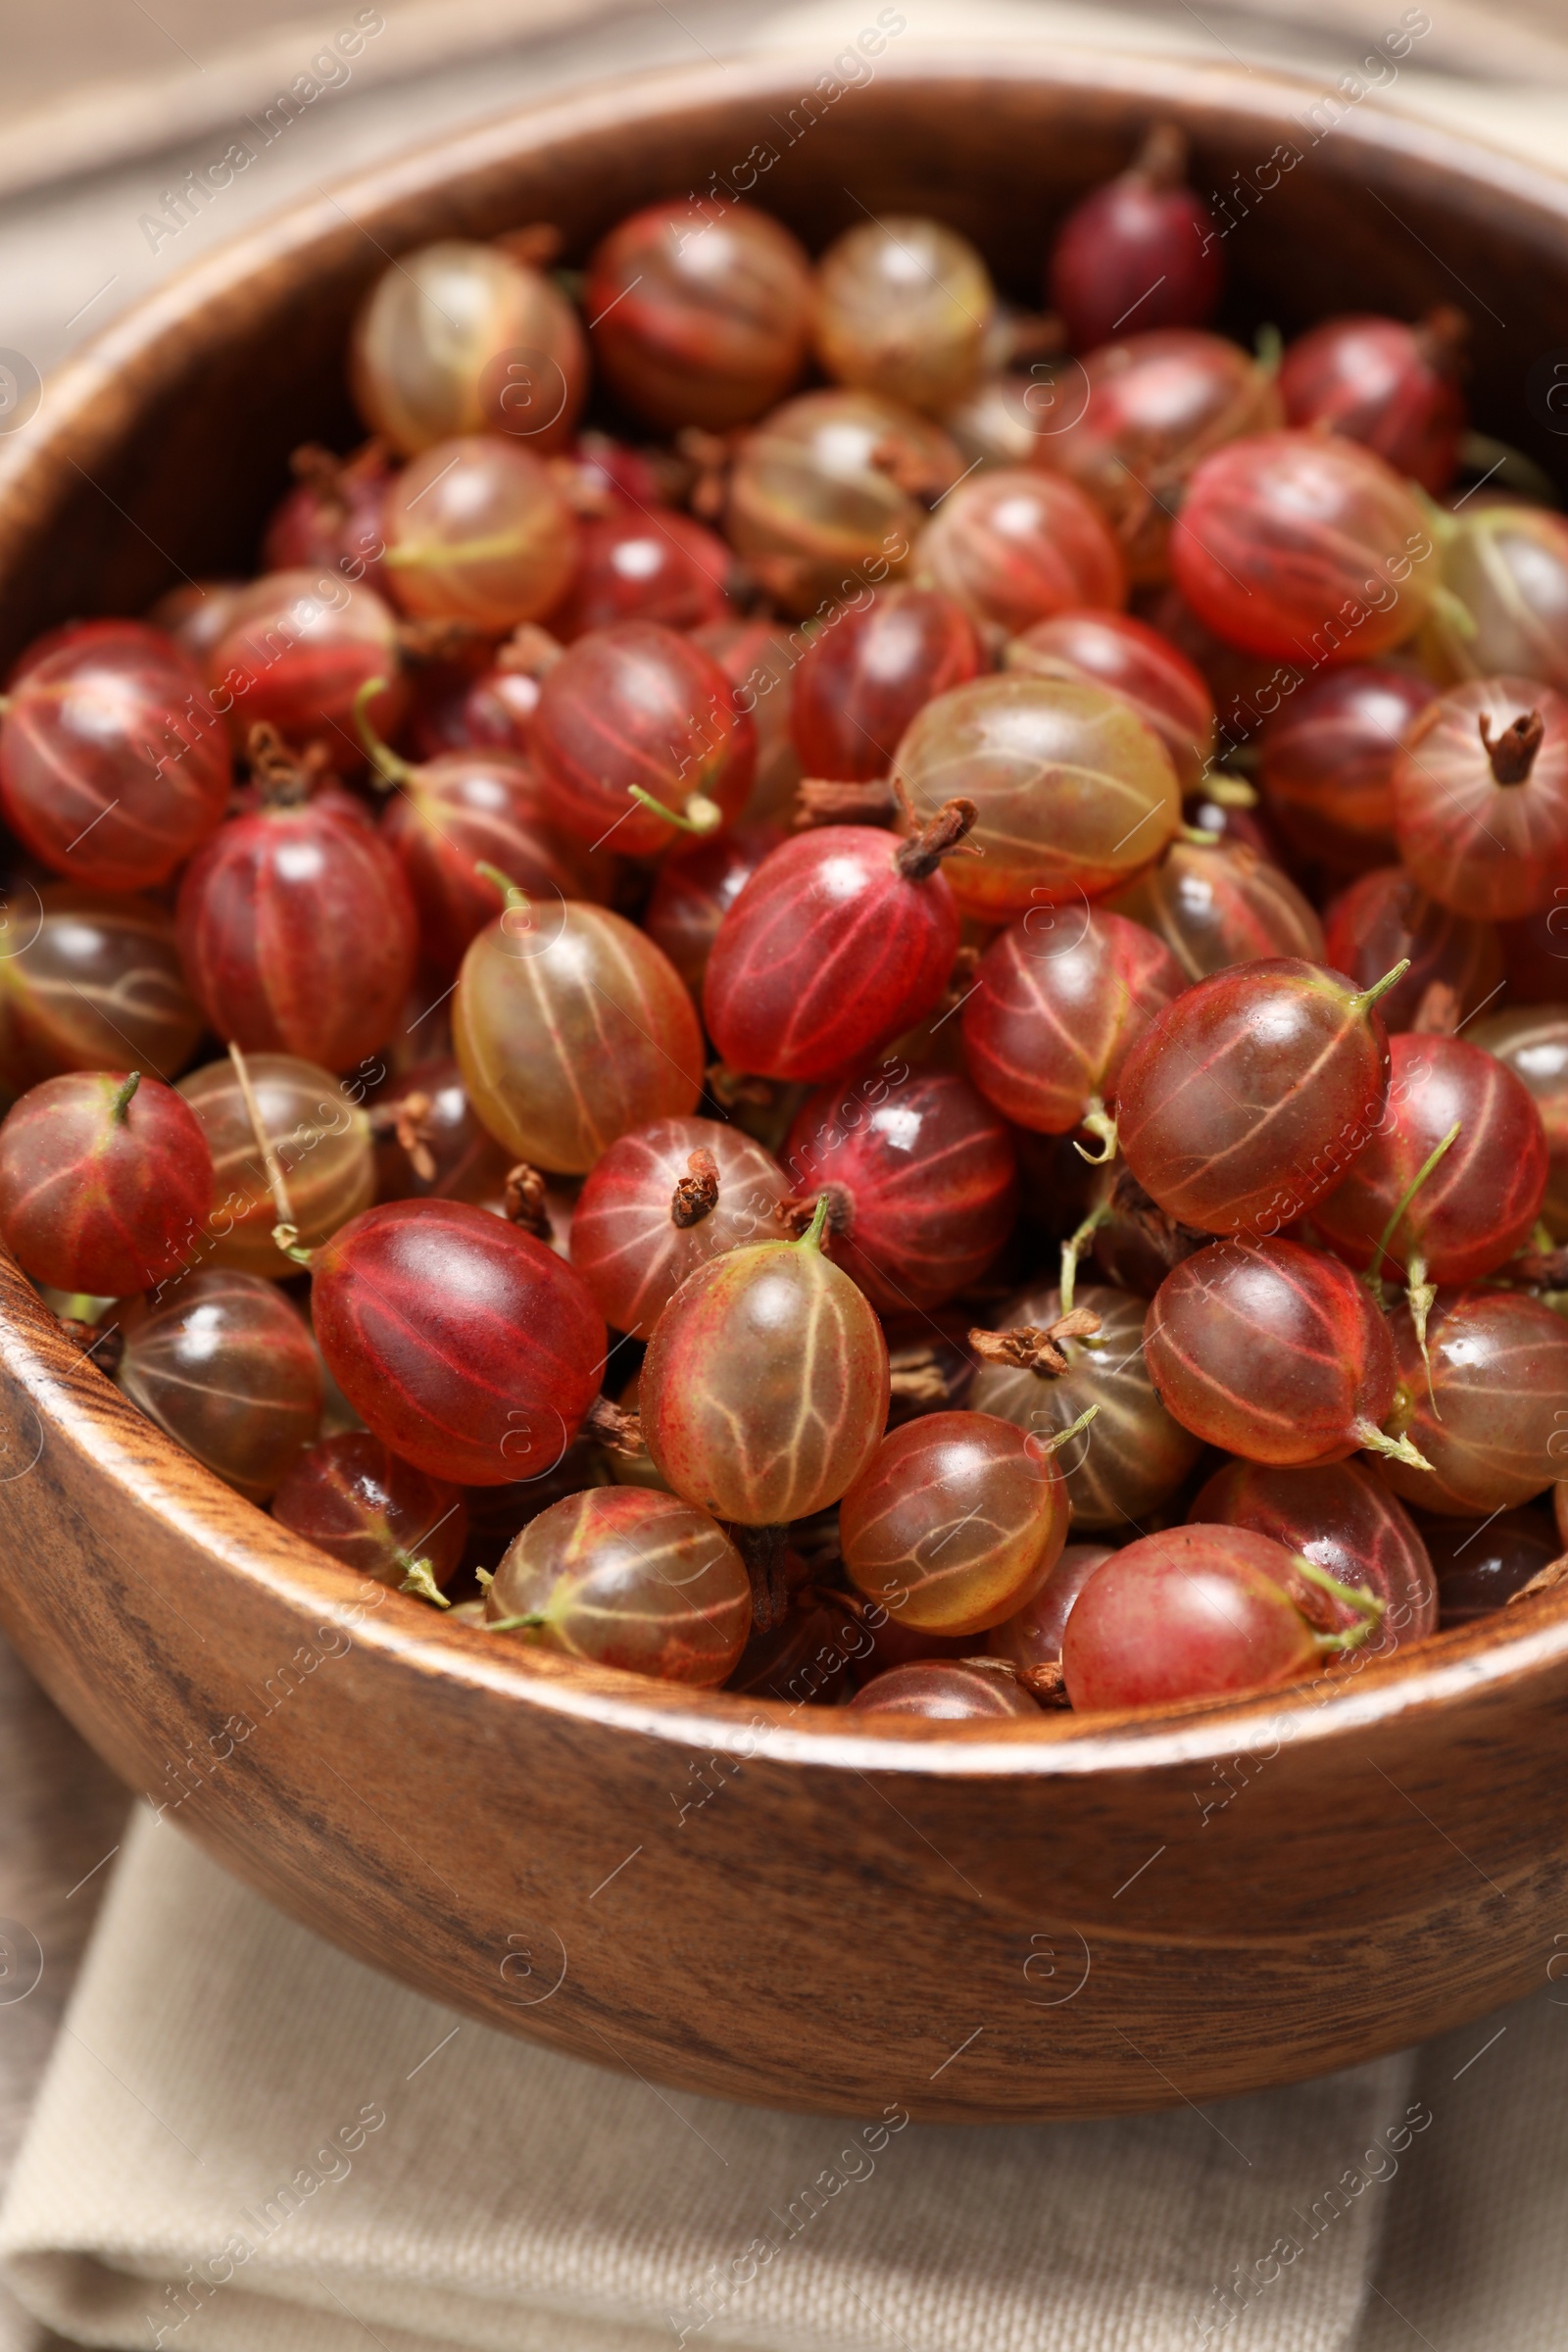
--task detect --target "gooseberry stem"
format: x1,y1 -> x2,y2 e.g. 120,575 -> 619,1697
1480,708 -> 1544,786
353,676 -> 413,788
1351,1417 -> 1433,1473
1365,1119 -> 1461,1291
271,1222 -> 313,1267
1059,1200 -> 1112,1316
1073,1099 -> 1118,1165
627,783 -> 722,836
794,1195 -> 832,1252
1202,771 -> 1257,808
1348,958 -> 1411,1019
474,860 -> 532,923
1293,1554 -> 1385,1646
229,1042 -> 297,1235
398,1556 -> 451,1608
110,1071 -> 141,1123
1253,321 -> 1284,376
1032,1401 -> 1101,1456
485,1613 -> 547,1635
1179,821 -> 1221,847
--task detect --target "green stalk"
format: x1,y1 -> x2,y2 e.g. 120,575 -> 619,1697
352,676 -> 413,788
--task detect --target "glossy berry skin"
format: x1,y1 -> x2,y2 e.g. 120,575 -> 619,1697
781,1071 -> 1018,1313
1061,1526 -> 1320,1712
1005,609 -> 1215,792
1148,1237 -> 1400,1467
789,588 -> 984,783
0,621 -> 229,889
725,390 -> 963,617
381,437 -> 576,628
1193,1458 -> 1437,1645
1320,866 -> 1502,1036
961,905 -> 1183,1134
693,619 -> 802,825
972,1280 -> 1200,1531
643,823 -> 783,995
1315,1033 -> 1547,1284
547,509 -> 734,641
272,1432 -> 467,1590
350,238 -> 587,456
840,1410 -> 1069,1637
1431,500 -> 1568,693
1428,1507 -> 1560,1623
1471,1009 -> 1568,1234
454,899 -> 703,1174
640,1222 -> 890,1526
585,201 -> 813,431
378,748 -> 600,975
262,440 -> 394,595
177,1053 -> 374,1279
813,217 -> 995,414
1110,837 -> 1323,984
847,1660 -> 1040,1719
893,675 -> 1181,918
1117,957 -> 1393,1238
1040,330 -> 1281,584
0,887 -> 203,1095
1172,431 -> 1436,664
917,468 -> 1126,636
988,1544 -> 1113,1673
571,1116 -> 789,1335
1279,311 -> 1466,494
119,1271 -> 322,1504
206,572 -> 405,754
704,824 -> 961,1083
486,1488 -> 752,1686
371,1058 -> 511,1210
1260,667 -> 1437,875
1393,677 -> 1568,921
1048,127 -> 1221,352
176,800 -> 417,1075
311,1199 -> 606,1487
406,631 -> 556,761
1381,1290 -> 1568,1516
0,1071 -> 212,1297
531,620 -> 756,857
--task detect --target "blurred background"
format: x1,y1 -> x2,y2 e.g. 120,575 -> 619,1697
7,0 -> 1568,378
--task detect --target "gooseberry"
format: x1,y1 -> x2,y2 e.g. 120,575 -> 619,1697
546,507 -> 735,640
177,1052 -> 374,1279
916,467 -> 1126,635
0,886 -> 202,1095
309,1198 -> 606,1486
1425,1506 -> 1560,1622
1004,608 -> 1214,791
1320,865 -> 1502,1035
272,1431 -> 467,1602
262,440 -> 395,595
1380,1289 -> 1568,1516
1427,499 -> 1568,693
206,570 -> 404,755
1258,666 -> 1437,874
119,1270 -> 322,1503
1192,1457 -> 1437,1643
1392,677 -> 1568,921
642,822 -> 784,994
813,216 -> 996,414
988,1543 -> 1113,1673
0,1069 -> 212,1297
1279,309 -> 1467,492
789,587 -> 984,783
692,618 -> 802,824
847,1660 -> 1040,1718
571,1116 -> 789,1335
1048,123 -> 1223,354
380,437 -> 576,628
1470,1008 -> 1568,1234
1109,835 -> 1323,982
0,620 -> 229,890
371,1058 -> 513,1210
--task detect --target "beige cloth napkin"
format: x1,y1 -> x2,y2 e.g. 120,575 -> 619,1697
1,1810 -> 1561,2352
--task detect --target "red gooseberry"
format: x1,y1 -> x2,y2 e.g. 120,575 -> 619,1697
1192,1457 -> 1437,1644
1061,1524 -> 1382,1711
175,735 -> 417,1075
272,1431 -> 467,1603
571,1117 -> 789,1336
988,1543 -> 1114,1674
1047,124 -> 1222,355
1379,1289 -> 1568,1517
1004,608 -> 1215,791
789,587 -> 985,783
530,619 -> 756,858
380,437 -> 577,629
1116,956 -> 1398,1237
584,200 -> 814,431
118,1270 -> 322,1504
0,620 -> 230,890
1392,677 -> 1568,921
307,1199 -> 607,1487
703,803 -> 970,1083
1172,431 -> 1437,665
547,507 -> 735,641
1279,309 -> 1467,495
484,1487 -> 753,1686
1471,1008 -> 1568,1234
0,1070 -> 212,1297
1320,865 -> 1502,1034
1145,1236 -> 1422,1469
370,1058 -> 513,1210
916,468 -> 1126,636
0,886 -> 203,1095
639,1199 -> 890,1528
1258,666 -> 1437,874
206,570 -> 405,757
406,622 -> 559,762
262,440 -> 395,595
780,1069 -> 1018,1313
961,904 -> 1183,1144
1109,836 -> 1323,983
643,822 -> 784,995
847,1660 -> 1041,1719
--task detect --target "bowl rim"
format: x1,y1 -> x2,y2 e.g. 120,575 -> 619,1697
6,40 -> 1568,1781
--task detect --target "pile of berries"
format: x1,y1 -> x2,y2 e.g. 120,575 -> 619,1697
6,128 -> 1568,1724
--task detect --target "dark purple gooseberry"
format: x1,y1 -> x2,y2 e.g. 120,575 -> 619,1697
1048,123 -> 1222,354
272,1432 -> 467,1604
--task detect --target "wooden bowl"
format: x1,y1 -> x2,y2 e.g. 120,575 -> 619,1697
2,47 -> 1567,2126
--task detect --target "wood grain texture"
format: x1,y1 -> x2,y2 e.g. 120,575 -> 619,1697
2,52 -> 1568,2122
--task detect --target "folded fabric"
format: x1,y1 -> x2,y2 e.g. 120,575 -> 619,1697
0,1805 -> 1468,2352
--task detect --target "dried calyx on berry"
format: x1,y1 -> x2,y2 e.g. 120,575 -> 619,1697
245,722 -> 331,807
1479,708 -> 1544,785
968,1306 -> 1102,1377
